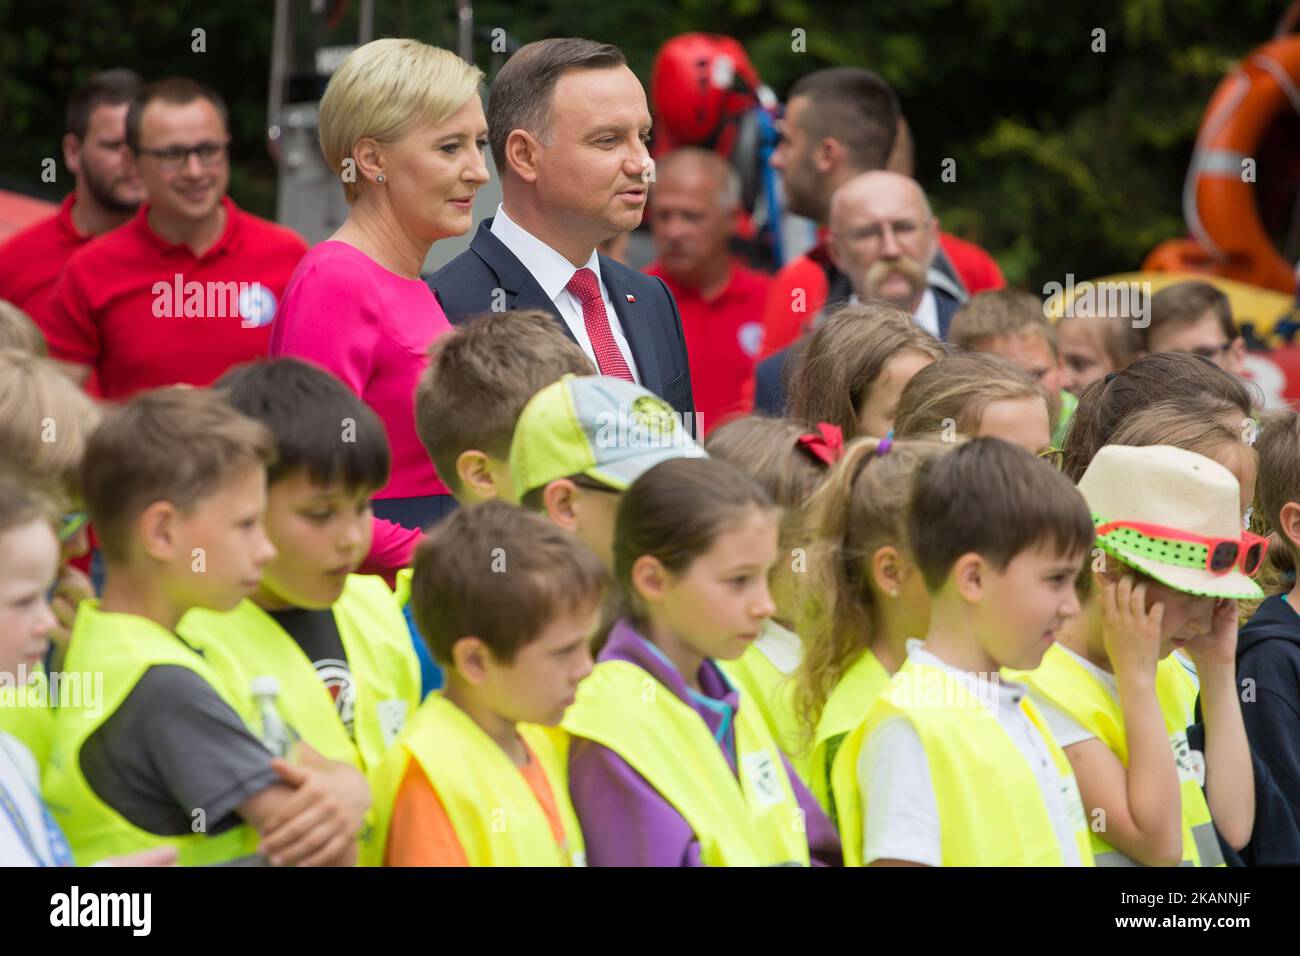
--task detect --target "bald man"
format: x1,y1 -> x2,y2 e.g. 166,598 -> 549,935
646,148 -> 770,432
751,171 -> 960,416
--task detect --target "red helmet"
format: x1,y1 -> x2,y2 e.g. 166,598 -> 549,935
650,33 -> 765,158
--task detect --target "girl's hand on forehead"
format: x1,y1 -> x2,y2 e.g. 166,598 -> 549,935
1184,597 -> 1239,669
1101,573 -> 1163,681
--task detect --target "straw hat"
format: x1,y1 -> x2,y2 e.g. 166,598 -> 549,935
1078,444 -> 1264,600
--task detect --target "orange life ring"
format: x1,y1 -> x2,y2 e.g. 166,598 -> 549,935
1144,35 -> 1300,294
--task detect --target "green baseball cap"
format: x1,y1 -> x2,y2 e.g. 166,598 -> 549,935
508,374 -> 705,503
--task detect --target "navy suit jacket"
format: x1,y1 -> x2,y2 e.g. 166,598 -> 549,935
753,286 -> 962,418
428,219 -> 696,420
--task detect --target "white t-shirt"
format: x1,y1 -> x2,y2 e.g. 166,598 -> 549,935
0,731 -> 63,866
858,641 -> 1086,866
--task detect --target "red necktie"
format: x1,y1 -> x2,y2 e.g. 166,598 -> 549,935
566,267 -> 634,382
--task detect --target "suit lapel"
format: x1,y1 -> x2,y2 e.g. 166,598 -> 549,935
602,257 -> 663,394
468,219 -> 578,344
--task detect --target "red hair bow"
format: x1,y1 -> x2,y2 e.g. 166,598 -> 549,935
797,423 -> 844,466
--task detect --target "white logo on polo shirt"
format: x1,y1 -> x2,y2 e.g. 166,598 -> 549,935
239,284 -> 278,328
738,321 -> 763,358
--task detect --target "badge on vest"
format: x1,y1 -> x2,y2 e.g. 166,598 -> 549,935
1170,731 -> 1206,786
376,700 -> 409,748
741,751 -> 784,808
1059,775 -> 1088,832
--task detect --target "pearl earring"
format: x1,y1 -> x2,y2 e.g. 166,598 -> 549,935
376,174 -> 386,183
890,589 -> 899,598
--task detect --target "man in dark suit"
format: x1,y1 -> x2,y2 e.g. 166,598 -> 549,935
754,170 -> 963,416
430,38 -> 695,425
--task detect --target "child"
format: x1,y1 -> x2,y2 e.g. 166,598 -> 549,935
1061,351 -> 1255,482
1054,294 -> 1142,396
0,349 -> 100,764
704,416 -> 842,775
1020,444 -> 1258,866
893,352 -> 1056,457
44,387 -> 368,866
364,500 -> 607,866
787,302 -> 945,440
509,373 -> 704,568
563,456 -> 841,866
0,301 -> 46,356
793,436 -> 949,817
832,437 -> 1096,866
1143,281 -> 1246,376
0,480 -> 174,867
180,359 -> 422,778
1236,409 -> 1300,855
414,310 -> 594,505
949,288 -> 1075,446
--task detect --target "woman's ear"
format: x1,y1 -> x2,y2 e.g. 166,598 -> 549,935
542,479 -> 580,532
952,553 -> 984,604
630,554 -> 669,607
352,137 -> 385,188
870,545 -> 905,599
451,636 -> 491,686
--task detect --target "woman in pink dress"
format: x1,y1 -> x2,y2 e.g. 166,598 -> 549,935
270,38 -> 488,574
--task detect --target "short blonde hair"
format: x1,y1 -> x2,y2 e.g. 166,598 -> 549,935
0,349 -> 100,513
320,39 -> 483,204
0,300 -> 46,356
894,352 -> 1048,442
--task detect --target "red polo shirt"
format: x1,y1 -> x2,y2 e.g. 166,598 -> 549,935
0,194 -> 92,331
45,196 -> 307,400
646,260 -> 770,434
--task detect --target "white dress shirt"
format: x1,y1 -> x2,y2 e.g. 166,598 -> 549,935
845,288 -> 939,339
489,204 -> 641,383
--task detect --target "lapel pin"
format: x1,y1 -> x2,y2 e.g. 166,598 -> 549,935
625,293 -> 637,303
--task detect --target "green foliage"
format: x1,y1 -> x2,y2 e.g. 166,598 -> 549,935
0,0 -> 1287,288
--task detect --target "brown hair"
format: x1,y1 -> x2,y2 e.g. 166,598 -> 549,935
795,437 -> 949,736
1253,409 -> 1300,581
415,310 -> 595,494
1060,351 -> 1256,482
0,300 -> 47,356
126,78 -> 229,152
788,302 -> 946,440
1144,280 -> 1237,351
893,352 -> 1048,442
614,457 -> 775,624
487,38 -> 627,174
1056,310 -> 1142,372
0,349 -> 100,514
909,436 -> 1094,591
81,387 -> 274,562
787,67 -> 899,171
65,68 -> 144,139
950,288 -> 1057,356
409,499 -> 608,666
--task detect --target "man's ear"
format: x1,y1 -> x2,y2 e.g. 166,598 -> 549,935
451,636 -> 491,686
1279,501 -> 1300,556
952,553 -> 984,604
630,554 -> 669,607
1228,335 -> 1248,375
62,134 -> 82,177
812,136 -> 843,175
137,501 -> 179,563
455,449 -> 497,503
504,129 -> 542,184
828,234 -> 847,273
542,479 -> 580,532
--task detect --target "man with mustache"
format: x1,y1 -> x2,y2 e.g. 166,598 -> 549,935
0,70 -> 146,336
753,170 -> 957,415
430,38 -> 696,425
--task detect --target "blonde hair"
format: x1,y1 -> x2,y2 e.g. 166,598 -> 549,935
0,300 -> 46,356
794,436 -> 948,739
319,39 -> 483,204
0,349 -> 100,514
893,352 -> 1047,442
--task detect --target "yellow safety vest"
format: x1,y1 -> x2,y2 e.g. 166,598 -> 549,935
562,659 -> 811,866
0,666 -> 55,766
180,574 -> 421,774
364,693 -> 585,866
719,620 -> 810,780
42,602 -> 261,866
807,649 -> 891,821
832,658 -> 1095,867
1018,644 -> 1224,867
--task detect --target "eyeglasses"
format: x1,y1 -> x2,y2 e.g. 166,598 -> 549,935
135,137 -> 231,171
1094,519 -> 1268,577
59,511 -> 89,544
833,219 -> 925,249
1038,447 -> 1065,471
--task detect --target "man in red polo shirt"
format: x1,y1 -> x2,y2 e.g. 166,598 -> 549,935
646,148 -> 769,434
0,70 -> 146,331
45,78 -> 307,399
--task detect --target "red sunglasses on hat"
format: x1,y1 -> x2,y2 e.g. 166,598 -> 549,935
1094,520 -> 1269,577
